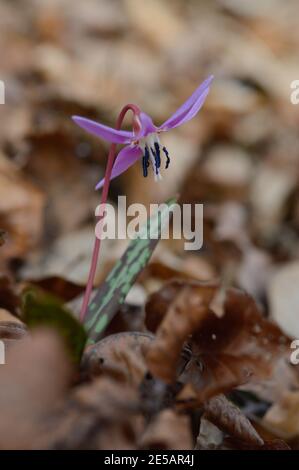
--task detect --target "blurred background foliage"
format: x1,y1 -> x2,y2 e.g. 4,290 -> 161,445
1,0 -> 299,335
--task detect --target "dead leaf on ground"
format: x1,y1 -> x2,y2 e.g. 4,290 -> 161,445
42,376 -> 141,450
23,132 -> 98,240
146,281 -> 219,383
0,275 -> 21,314
268,261 -> 299,339
178,287 -> 291,404
82,332 -> 154,385
263,391 -> 299,440
139,409 -> 192,450
146,280 -> 290,405
0,152 -> 45,263
0,329 -> 71,449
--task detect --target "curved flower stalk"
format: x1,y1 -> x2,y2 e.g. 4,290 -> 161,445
73,76 -> 213,321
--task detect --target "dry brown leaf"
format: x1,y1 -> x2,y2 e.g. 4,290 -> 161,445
82,332 -> 154,385
0,153 -> 45,262
23,276 -> 84,302
146,281 -> 219,383
20,226 -> 111,286
141,251 -> 216,290
125,0 -> 184,50
250,162 -> 297,240
145,279 -> 219,333
263,391 -> 299,439
177,287 -> 291,404
42,376 -> 140,450
139,409 -> 192,450
146,280 -> 290,404
181,145 -> 252,206
0,309 -> 23,324
0,275 -> 21,314
2,0 -> 299,450
0,329 -> 71,449
268,262 -> 299,339
24,132 -> 98,238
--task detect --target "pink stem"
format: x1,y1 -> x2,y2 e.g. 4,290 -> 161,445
80,104 -> 141,322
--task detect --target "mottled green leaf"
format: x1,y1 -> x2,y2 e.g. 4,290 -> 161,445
85,197 -> 177,344
23,288 -> 87,362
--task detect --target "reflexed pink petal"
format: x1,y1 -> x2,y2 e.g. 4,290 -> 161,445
95,145 -> 142,190
136,112 -> 157,137
165,88 -> 210,130
159,75 -> 213,130
72,116 -> 133,144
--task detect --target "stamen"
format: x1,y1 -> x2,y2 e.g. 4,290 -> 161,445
142,147 -> 150,177
163,146 -> 170,169
150,147 -> 159,175
142,156 -> 147,177
154,142 -> 161,169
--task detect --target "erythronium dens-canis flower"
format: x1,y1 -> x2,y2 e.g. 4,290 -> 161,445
73,75 -> 213,189
72,76 -> 213,322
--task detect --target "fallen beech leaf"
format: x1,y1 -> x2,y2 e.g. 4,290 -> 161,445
0,330 -> 71,449
181,145 -> 252,205
23,132 -> 98,239
237,246 -> 272,301
145,279 -> 220,333
0,230 -> 5,246
141,251 -> 216,295
146,280 -> 290,403
0,152 -> 45,262
263,391 -> 299,439
213,202 -> 272,300
102,302 -> 145,338
268,261 -> 299,338
178,287 -> 290,403
250,163 -> 296,239
145,279 -> 188,333
0,275 -> 21,314
20,226 -> 106,286
0,308 -> 23,324
43,376 -> 140,450
82,332 -> 153,386
146,281 -> 219,382
25,276 -> 84,302
125,0 -> 184,50
238,356 -> 299,406
139,409 -> 192,450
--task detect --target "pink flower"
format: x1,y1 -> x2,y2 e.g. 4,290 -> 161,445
72,75 -> 213,189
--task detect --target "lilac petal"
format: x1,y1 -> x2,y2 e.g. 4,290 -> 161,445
159,75 -> 213,131
72,116 -> 133,144
95,145 -> 142,190
164,88 -> 210,130
136,112 -> 157,138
